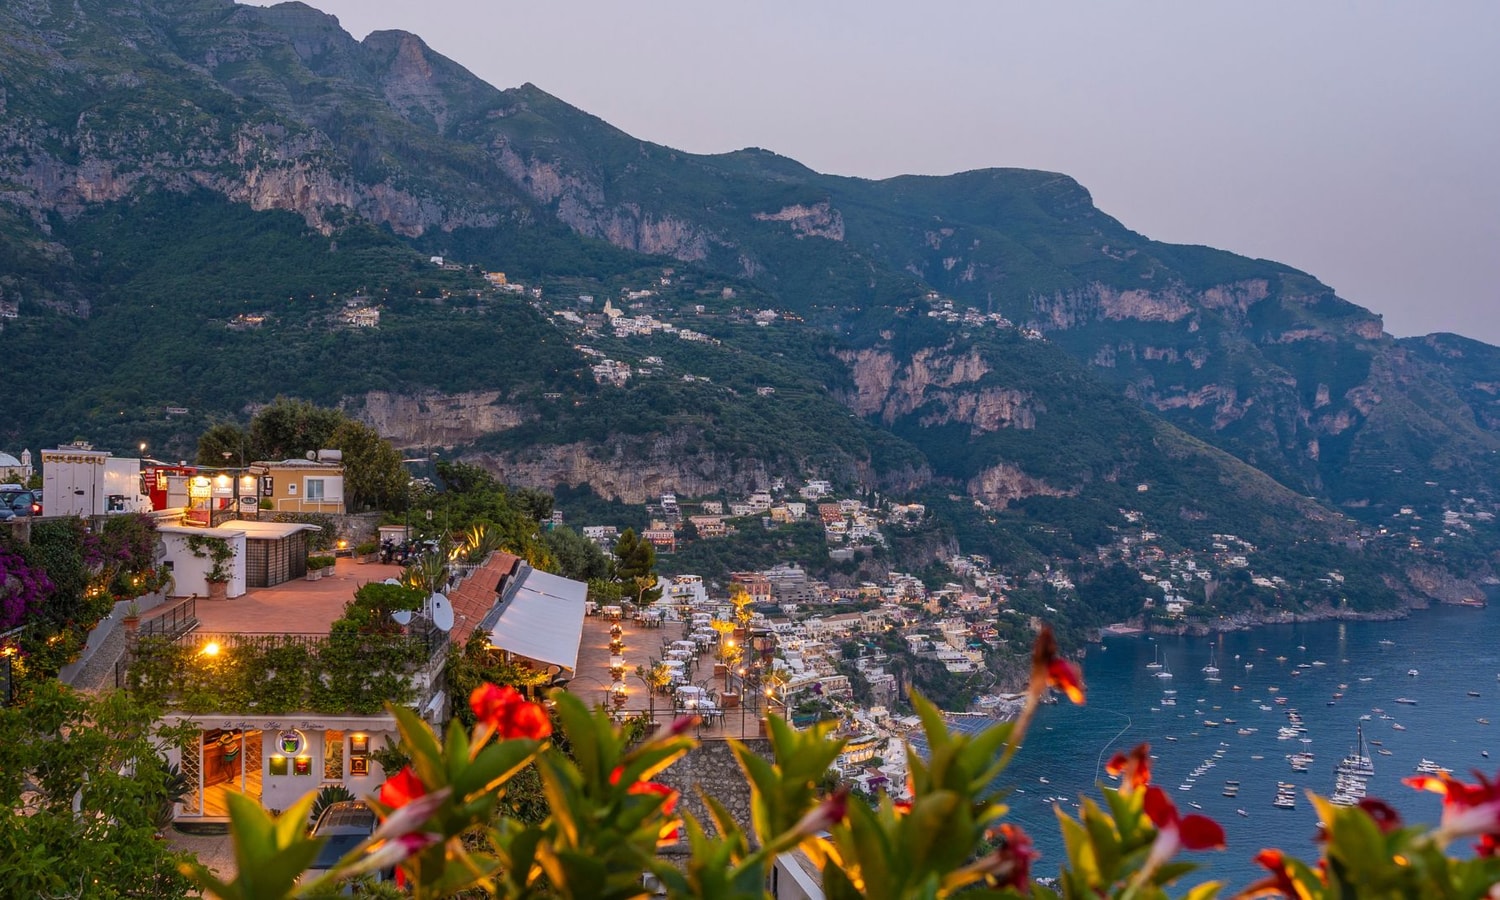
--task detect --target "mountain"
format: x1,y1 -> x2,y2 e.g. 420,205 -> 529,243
2,0 -> 1497,607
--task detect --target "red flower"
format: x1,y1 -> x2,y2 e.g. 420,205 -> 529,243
892,799 -> 912,816
1031,626 -> 1085,704
981,823 -> 1037,892
1106,743 -> 1152,796
1143,785 -> 1225,872
470,682 -> 552,741
1404,769 -> 1500,847
379,766 -> 427,809
610,766 -> 680,815
1356,797 -> 1402,834
1236,848 -> 1312,900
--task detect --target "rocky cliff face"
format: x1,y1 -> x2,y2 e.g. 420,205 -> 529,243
841,346 -> 1038,433
350,390 -> 530,449
474,433 -> 928,505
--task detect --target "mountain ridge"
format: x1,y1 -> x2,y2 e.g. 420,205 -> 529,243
1,0 -> 1497,609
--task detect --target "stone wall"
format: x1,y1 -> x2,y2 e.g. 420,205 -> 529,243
656,737 -> 772,854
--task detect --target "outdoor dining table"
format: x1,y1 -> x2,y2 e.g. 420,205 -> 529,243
671,640 -> 697,651
602,605 -> 623,620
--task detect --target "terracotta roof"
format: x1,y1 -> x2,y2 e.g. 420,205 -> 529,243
449,552 -> 523,646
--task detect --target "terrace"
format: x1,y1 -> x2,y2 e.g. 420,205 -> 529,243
567,612 -> 774,741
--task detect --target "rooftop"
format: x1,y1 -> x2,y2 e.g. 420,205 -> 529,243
193,558 -> 405,634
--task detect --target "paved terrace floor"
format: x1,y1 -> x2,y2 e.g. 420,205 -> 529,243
193,559 -> 407,634
567,614 -> 771,741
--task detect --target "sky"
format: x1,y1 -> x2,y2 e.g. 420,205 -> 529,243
254,1 -> 1500,344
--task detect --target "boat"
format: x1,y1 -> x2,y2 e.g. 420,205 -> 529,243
1392,723 -> 1407,731
1479,718 -> 1491,725
1146,644 -> 1163,670
1336,724 -> 1375,778
1408,669 -> 1420,677
1245,663 -> 1254,670
1415,759 -> 1451,775
1156,654 -> 1174,679
1238,809 -> 1249,817
1203,648 -> 1220,678
1468,691 -> 1481,697
1379,639 -> 1395,646
1276,656 -> 1288,663
1395,698 -> 1418,705
1378,749 -> 1393,756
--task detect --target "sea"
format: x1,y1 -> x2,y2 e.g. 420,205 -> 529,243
926,593 -> 1500,891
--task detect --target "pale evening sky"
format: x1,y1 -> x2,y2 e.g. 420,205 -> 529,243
253,1 -> 1500,345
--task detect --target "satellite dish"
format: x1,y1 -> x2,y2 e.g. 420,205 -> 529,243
305,450 -> 316,460
429,592 -> 454,632
392,609 -> 413,626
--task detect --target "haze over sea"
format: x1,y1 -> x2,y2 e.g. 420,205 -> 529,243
937,591 -> 1499,890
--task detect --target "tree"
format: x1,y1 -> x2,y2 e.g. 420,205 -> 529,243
331,419 -> 408,512
0,683 -> 195,898
542,526 -> 612,582
195,422 -> 250,467
611,528 -> 661,605
248,397 -> 345,462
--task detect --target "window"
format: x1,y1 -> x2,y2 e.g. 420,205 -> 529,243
305,478 -> 325,500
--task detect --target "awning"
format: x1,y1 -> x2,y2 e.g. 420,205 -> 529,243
484,567 -> 587,672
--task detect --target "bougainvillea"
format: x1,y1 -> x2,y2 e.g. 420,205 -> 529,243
0,543 -> 52,631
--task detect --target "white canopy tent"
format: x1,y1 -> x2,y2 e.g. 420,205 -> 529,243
482,566 -> 589,673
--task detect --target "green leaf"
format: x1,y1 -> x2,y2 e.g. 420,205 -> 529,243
454,737 -> 543,801
389,702 -> 446,787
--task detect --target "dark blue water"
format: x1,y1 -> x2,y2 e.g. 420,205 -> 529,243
932,598 -> 1500,890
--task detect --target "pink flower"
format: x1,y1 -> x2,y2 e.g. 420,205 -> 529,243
1405,769 -> 1500,851
791,787 -> 849,837
341,831 -> 442,882
1143,785 -> 1225,873
651,714 -> 701,742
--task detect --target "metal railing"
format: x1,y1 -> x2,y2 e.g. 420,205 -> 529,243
138,597 -> 197,639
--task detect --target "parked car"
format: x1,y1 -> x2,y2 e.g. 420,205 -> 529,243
0,486 -> 40,519
300,801 -> 391,891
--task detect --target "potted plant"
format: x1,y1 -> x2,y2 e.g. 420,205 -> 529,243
186,535 -> 235,601
305,555 -> 336,581
122,599 -> 141,634
355,540 -> 379,564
